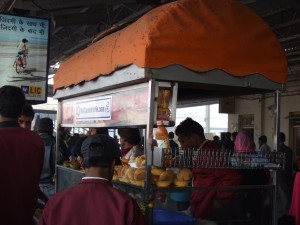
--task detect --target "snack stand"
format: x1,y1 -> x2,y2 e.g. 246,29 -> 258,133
52,0 -> 287,224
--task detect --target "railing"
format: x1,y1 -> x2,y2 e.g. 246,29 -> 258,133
154,148 -> 285,170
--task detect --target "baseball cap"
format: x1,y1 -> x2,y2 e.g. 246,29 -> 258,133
81,134 -> 121,166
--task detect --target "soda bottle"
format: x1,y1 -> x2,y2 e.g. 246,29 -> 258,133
155,121 -> 170,149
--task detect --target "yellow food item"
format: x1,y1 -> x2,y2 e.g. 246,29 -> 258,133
174,179 -> 189,187
151,175 -> 159,184
134,168 -> 146,181
156,180 -> 172,187
69,160 -> 80,169
135,155 -> 146,167
159,170 -> 175,182
112,175 -> 119,181
126,167 -> 137,180
120,165 -> 130,177
151,166 -> 165,176
135,180 -> 145,187
177,168 -> 193,181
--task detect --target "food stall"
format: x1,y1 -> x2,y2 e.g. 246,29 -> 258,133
52,0 -> 287,224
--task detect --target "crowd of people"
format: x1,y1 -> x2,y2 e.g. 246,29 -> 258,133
1,85 -> 299,225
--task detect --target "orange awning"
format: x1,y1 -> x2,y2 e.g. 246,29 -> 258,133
54,0 -> 287,92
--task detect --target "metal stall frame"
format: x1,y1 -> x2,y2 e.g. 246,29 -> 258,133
54,64 -> 285,225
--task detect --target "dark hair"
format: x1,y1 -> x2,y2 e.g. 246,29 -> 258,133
259,135 -> 267,143
84,143 -> 113,168
175,117 -> 204,138
0,85 -> 25,118
168,131 -> 175,139
118,128 -> 141,145
21,104 -> 35,119
82,135 -> 121,168
37,117 -> 53,136
95,128 -> 109,135
279,132 -> 286,143
22,38 -> 28,43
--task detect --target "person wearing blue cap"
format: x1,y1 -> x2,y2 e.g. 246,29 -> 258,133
39,134 -> 146,225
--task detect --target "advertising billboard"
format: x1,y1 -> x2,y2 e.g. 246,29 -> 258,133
0,13 -> 50,103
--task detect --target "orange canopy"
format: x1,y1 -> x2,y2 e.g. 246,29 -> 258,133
54,0 -> 287,92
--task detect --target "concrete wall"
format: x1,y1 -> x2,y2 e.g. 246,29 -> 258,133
228,80 -> 300,150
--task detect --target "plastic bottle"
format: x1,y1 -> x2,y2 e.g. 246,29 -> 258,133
155,121 -> 170,149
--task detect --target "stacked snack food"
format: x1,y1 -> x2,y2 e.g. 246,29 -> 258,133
174,168 -> 193,187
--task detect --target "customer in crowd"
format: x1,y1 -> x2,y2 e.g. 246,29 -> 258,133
0,85 -> 44,225
277,132 -> 293,219
118,128 -> 144,160
221,132 -> 234,154
234,131 -> 270,220
37,117 -> 56,198
258,135 -> 272,154
39,134 -> 146,225
70,127 -> 109,166
213,135 -> 221,150
18,103 -> 35,130
169,131 -> 179,156
289,156 -> 300,225
175,117 -> 242,220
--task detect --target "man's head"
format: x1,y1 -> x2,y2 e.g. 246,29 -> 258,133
22,38 -> 28,43
258,135 -> 267,146
19,104 -> 35,130
81,135 -> 121,180
118,128 -> 141,146
175,117 -> 205,148
89,127 -> 109,136
279,132 -> 286,144
168,131 -> 175,139
0,85 -> 25,121
37,117 -> 53,136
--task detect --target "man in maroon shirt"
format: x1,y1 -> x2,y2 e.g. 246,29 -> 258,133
175,117 -> 242,220
39,134 -> 146,225
0,85 -> 44,225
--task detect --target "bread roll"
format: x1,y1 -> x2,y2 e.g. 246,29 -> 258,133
177,168 -> 193,181
134,168 -> 146,181
126,167 -> 137,180
156,180 -> 172,187
174,179 -> 189,187
151,166 -> 165,176
135,155 -> 146,167
120,165 -> 130,177
159,170 -> 175,182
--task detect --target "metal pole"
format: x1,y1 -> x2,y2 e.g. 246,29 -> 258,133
272,90 -> 281,225
145,78 -> 156,225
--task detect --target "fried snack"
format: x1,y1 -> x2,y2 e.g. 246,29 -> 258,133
173,179 -> 189,187
159,170 -> 175,182
121,158 -> 129,165
128,157 -> 136,164
134,168 -> 146,181
156,180 -> 172,187
112,174 -> 119,181
126,167 -> 137,181
151,166 -> 165,176
114,165 -> 123,176
177,168 -> 193,181
135,155 -> 146,167
69,160 -> 81,169
120,165 -> 130,176
135,180 -> 144,187
151,175 -> 159,184
63,160 -> 70,167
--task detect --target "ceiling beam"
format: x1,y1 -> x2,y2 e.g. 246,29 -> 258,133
53,12 -> 108,26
